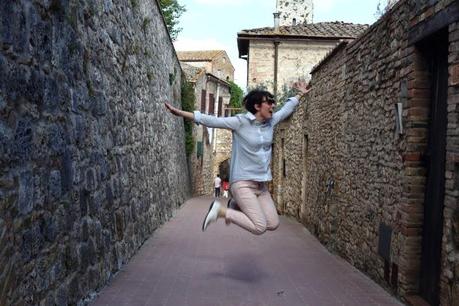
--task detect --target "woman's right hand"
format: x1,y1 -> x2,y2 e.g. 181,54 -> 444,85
165,102 -> 195,121
165,102 -> 182,116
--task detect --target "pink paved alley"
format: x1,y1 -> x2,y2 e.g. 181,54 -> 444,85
91,197 -> 404,306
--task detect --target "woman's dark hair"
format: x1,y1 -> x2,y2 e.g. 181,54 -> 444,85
243,89 -> 275,114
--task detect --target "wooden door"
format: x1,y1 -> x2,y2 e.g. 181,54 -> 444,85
418,28 -> 448,306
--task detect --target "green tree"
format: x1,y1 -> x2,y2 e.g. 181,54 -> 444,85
228,81 -> 244,114
159,0 -> 186,41
181,78 -> 195,156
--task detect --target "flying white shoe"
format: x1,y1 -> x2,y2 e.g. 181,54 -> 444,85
202,200 -> 221,231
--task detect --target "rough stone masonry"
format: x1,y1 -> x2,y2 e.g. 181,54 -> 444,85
271,0 -> 459,304
0,0 -> 190,305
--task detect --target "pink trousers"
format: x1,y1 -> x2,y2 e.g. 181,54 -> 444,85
225,181 -> 280,235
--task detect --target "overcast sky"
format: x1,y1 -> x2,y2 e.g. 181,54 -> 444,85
174,0 -> 388,89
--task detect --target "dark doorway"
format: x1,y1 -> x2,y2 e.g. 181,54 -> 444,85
417,28 -> 448,306
219,159 -> 230,182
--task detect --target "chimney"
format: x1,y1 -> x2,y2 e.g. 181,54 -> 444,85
292,18 -> 297,26
273,12 -> 280,31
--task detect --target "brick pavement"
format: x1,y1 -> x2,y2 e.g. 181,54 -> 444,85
91,197 -> 404,306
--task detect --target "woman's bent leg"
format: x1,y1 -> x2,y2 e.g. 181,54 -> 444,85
225,181 -> 267,235
258,188 -> 279,231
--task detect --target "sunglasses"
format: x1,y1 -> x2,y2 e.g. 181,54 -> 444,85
262,97 -> 276,105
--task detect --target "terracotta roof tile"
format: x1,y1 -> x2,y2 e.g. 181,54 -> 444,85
177,50 -> 225,61
238,21 -> 368,38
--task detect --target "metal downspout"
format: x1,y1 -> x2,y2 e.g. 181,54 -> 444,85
274,40 -> 279,98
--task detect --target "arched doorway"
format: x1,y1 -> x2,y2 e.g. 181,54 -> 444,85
218,159 -> 230,182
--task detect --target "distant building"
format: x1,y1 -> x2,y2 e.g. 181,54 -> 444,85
237,1 -> 367,98
179,52 -> 234,196
177,50 -> 234,82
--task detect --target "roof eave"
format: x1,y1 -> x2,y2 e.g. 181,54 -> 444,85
206,73 -> 231,87
237,33 -> 357,57
238,32 -> 359,40
237,36 -> 249,58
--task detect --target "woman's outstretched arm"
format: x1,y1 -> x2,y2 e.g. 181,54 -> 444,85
164,102 -> 194,120
165,102 -> 242,130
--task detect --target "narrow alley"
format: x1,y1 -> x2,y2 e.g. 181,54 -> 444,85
91,197 -> 403,306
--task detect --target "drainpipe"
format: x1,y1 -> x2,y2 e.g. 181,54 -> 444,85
213,71 -> 221,153
273,11 -> 280,98
274,40 -> 279,98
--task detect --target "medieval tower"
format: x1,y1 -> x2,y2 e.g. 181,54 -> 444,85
277,0 -> 313,26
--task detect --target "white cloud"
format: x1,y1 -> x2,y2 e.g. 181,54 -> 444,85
314,0 -> 338,13
174,37 -> 227,51
193,0 -> 264,7
234,59 -> 247,90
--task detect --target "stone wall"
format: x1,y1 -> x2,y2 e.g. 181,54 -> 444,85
0,1 -> 191,305
272,0 -> 459,304
183,58 -> 233,84
248,41 -> 276,89
213,128 -> 232,182
210,53 -> 234,82
185,61 -> 213,76
248,40 -> 340,95
190,123 -> 214,196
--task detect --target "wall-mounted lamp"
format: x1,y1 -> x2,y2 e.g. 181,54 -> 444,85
395,102 -> 403,135
326,177 -> 335,194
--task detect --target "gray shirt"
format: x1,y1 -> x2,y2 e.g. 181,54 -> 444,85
193,97 -> 300,183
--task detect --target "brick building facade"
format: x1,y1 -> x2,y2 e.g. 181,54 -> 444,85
271,0 -> 459,305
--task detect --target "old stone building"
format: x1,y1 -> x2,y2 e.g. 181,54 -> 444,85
177,50 -> 234,83
237,2 -> 367,98
178,50 -> 234,195
272,0 -> 459,305
0,1 -> 190,305
180,61 -> 232,196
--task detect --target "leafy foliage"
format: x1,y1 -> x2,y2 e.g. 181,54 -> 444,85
181,78 -> 195,156
159,0 -> 186,41
374,0 -> 397,19
228,81 -> 244,114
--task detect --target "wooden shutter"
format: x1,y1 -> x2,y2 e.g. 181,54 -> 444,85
200,90 -> 206,112
218,97 -> 223,116
208,93 -> 214,115
196,141 -> 203,157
